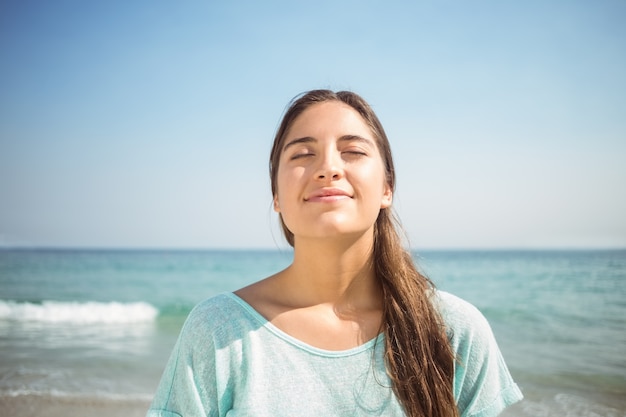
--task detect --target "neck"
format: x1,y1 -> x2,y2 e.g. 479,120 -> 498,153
281,231 -> 381,311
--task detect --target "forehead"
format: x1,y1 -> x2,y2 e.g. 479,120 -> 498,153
285,101 -> 374,140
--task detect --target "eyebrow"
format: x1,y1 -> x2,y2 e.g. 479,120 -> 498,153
283,136 -> 316,152
282,135 -> 375,152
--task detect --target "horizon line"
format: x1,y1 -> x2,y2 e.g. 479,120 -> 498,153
1,246 -> 625,252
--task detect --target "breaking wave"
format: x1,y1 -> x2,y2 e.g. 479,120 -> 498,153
0,300 -> 158,324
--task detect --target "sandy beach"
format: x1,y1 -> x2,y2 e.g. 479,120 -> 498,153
0,394 -> 150,417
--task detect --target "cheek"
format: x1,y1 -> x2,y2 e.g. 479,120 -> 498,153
278,164 -> 306,186
274,166 -> 304,210
358,165 -> 391,206
358,163 -> 386,188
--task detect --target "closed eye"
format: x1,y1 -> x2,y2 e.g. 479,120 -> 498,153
342,149 -> 368,157
290,151 -> 315,160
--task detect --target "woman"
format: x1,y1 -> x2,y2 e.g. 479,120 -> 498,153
147,90 -> 523,417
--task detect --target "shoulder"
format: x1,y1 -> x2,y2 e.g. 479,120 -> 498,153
431,290 -> 523,416
430,290 -> 503,370
431,290 -> 494,344
184,293 -> 238,326
149,293 -> 249,415
178,293 -> 259,346
431,290 -> 484,322
430,290 -> 502,385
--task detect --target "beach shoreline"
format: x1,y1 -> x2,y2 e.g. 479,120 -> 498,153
0,394 -> 150,417
3,391 -> 624,417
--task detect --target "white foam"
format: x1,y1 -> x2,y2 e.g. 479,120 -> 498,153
0,388 -> 153,403
519,393 -> 625,417
0,300 -> 158,324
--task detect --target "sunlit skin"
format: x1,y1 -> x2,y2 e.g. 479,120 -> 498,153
274,101 -> 392,245
236,101 -> 393,351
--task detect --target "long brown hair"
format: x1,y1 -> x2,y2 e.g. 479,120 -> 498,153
269,90 -> 459,417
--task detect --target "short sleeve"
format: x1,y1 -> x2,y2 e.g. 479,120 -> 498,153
147,302 -> 233,417
435,291 -> 523,417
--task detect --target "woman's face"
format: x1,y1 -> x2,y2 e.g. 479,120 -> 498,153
274,101 -> 392,244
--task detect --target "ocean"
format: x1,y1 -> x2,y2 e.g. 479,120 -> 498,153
0,249 -> 624,416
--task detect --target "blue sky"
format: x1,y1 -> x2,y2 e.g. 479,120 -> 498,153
1,0 -> 625,249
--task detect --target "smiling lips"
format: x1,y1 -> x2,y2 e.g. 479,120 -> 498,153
305,188 -> 352,203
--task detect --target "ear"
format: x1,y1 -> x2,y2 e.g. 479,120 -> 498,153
380,184 -> 393,209
273,195 -> 281,212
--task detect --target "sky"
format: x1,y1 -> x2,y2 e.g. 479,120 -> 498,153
1,0 -> 625,250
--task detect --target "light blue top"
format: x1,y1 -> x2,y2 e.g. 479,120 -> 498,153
147,291 -> 522,417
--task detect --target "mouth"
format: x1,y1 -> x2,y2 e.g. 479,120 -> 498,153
304,188 -> 352,202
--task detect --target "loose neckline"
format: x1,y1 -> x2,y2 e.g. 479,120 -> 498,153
226,292 -> 385,358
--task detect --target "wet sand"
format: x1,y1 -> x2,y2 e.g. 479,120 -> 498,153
0,394 -> 150,417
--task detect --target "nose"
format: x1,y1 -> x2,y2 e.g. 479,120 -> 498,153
315,149 -> 343,181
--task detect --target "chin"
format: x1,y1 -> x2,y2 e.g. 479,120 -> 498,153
289,214 -> 378,242
308,225 -> 375,241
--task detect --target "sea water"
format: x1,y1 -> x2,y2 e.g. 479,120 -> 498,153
0,249 -> 624,416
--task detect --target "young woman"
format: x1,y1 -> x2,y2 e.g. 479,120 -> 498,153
147,90 -> 523,417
